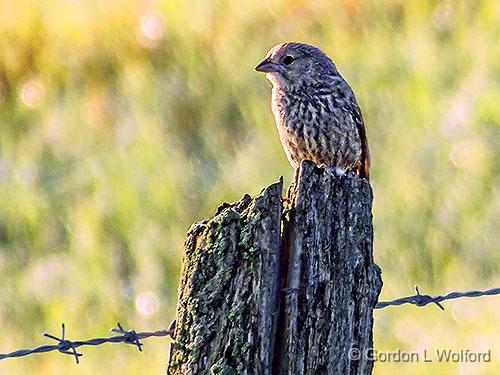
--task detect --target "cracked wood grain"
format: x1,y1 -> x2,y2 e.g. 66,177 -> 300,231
167,161 -> 382,375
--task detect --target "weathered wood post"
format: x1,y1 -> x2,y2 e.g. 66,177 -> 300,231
167,161 -> 382,374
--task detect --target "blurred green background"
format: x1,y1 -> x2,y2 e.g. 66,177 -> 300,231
0,0 -> 498,374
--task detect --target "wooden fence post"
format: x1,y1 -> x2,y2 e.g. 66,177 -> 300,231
167,161 -> 382,374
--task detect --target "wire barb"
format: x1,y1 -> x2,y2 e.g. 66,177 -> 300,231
0,286 -> 499,363
111,323 -> 143,352
43,323 -> 83,364
375,286 -> 500,310
0,323 -> 169,363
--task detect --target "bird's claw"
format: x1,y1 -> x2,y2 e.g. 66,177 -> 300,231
324,166 -> 346,178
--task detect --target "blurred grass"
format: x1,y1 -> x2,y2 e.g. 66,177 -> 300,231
0,0 -> 498,374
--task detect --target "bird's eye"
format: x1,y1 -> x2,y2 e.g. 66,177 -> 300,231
283,55 -> 295,65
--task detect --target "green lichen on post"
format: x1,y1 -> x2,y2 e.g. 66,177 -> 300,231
167,181 -> 283,374
167,163 -> 381,374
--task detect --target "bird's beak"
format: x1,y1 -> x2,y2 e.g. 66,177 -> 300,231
255,58 -> 278,73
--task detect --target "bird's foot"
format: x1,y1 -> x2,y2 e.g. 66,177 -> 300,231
324,166 -> 346,178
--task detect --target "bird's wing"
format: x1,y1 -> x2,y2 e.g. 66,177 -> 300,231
350,100 -> 370,180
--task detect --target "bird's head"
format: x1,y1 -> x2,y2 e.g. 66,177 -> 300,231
255,42 -> 337,89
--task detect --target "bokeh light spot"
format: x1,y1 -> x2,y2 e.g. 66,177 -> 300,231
138,12 -> 166,49
450,140 -> 481,170
135,291 -> 159,316
20,79 -> 45,108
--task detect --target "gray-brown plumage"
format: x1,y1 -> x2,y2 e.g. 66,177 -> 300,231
255,42 -> 370,180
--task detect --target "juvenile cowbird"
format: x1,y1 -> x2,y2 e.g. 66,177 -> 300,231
255,42 -> 370,180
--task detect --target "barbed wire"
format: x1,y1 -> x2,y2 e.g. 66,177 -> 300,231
0,323 -> 171,364
375,285 -> 500,310
1,286 -> 498,364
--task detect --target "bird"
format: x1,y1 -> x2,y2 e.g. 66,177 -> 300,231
255,42 -> 370,180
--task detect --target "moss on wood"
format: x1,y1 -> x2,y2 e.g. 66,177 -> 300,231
168,162 -> 382,374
